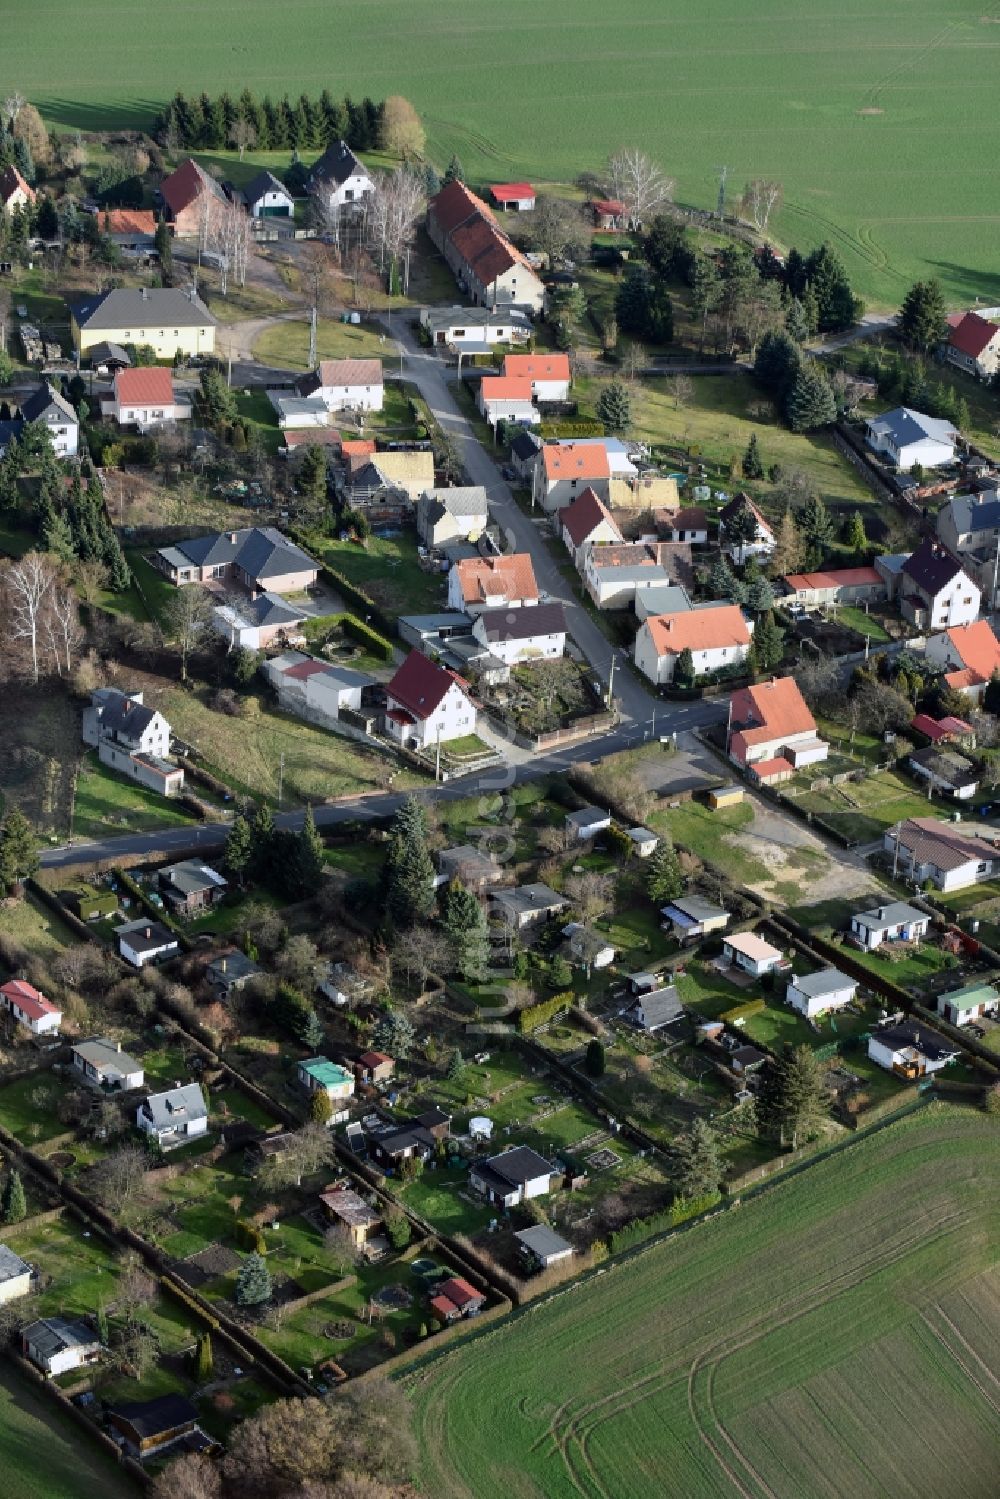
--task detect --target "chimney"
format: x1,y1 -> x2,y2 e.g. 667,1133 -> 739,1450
144,927 -> 152,939
229,532 -> 238,544
221,957 -> 227,973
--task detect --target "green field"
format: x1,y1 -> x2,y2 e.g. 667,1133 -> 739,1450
6,1 -> 1000,305
0,1365 -> 135,1499
409,1105 -> 1000,1499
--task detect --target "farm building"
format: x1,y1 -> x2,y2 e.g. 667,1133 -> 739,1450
427,179 -> 545,312
490,182 -> 536,211
242,169 -> 295,218
71,286 -> 217,360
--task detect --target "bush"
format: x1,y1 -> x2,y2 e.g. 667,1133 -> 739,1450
538,419 -> 605,439
519,991 -> 574,1033
342,613 -> 394,662
236,1218 -> 267,1255
719,998 -> 767,1026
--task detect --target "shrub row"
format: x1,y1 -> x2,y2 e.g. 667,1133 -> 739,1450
342,612 -> 394,662
538,420 -> 606,438
518,991 -> 574,1034
607,1192 -> 722,1255
718,997 -> 767,1026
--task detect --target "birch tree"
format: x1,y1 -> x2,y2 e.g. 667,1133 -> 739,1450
211,198 -> 254,294
368,167 -> 424,272
42,582 -> 83,677
739,179 -> 783,234
606,149 -> 674,229
3,551 -> 55,683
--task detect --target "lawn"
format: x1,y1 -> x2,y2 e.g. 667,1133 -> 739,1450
785,767 -> 938,845
628,375 -> 877,513
0,1364 -> 135,1499
834,605 -> 891,644
148,683 -> 418,805
71,752 -> 198,842
235,389 -> 282,456
409,1104 -> 1000,1499
303,530 -> 445,616
0,1074 -> 71,1144
0,893 -> 79,958
647,798 -> 771,886
252,318 -> 391,371
847,941 -> 960,989
13,2 -> 1000,306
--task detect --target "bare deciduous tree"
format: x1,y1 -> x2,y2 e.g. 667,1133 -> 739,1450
228,118 -> 258,160
368,166 -> 425,272
211,197 -> 254,294
163,585 -> 214,682
87,1144 -> 147,1217
378,95 -> 426,159
257,1122 -> 335,1192
739,178 -> 784,234
42,581 -> 83,677
564,871 -> 616,923
392,925 -> 449,990
2,551 -> 56,683
606,148 -> 674,228
150,1453 -> 221,1499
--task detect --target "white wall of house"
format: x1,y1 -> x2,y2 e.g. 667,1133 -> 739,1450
0,995 -> 61,1035
633,624 -> 750,685
908,759 -> 977,800
105,400 -> 190,430
534,472 -> 611,514
249,188 -> 294,218
868,1037 -> 953,1075
473,621 -> 565,665
479,394 -> 539,426
321,170 -> 373,211
316,381 -> 383,413
119,935 -> 178,968
562,520 -> 620,567
0,1270 -> 32,1306
306,675 -> 364,719
786,978 -> 856,1020
912,572 -> 980,630
387,680 -> 476,750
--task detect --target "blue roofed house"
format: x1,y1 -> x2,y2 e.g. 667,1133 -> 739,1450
865,407 -> 958,470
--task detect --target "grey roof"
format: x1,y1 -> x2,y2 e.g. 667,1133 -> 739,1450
314,662 -> 374,689
87,341 -> 131,367
628,826 -> 658,844
0,1243 -> 31,1284
872,1019 -> 958,1063
510,429 -> 542,462
943,491 -> 1000,536
95,689 -> 157,740
243,169 -> 292,206
514,1224 -> 573,1258
477,601 -> 567,643
160,526 -> 316,582
853,900 -> 927,930
668,895 -> 728,923
593,563 -> 675,587
139,1082 -> 207,1132
908,746 -> 978,788
420,486 -> 489,519
73,1037 -> 144,1076
566,805 -> 610,829
23,1317 -> 99,1360
789,967 -> 856,999
20,382 -> 77,426
868,406 -> 957,449
400,612 -> 473,634
491,882 -> 568,918
160,861 -> 227,898
423,305 -> 533,335
309,139 -> 368,189
902,539 -> 967,596
114,919 -> 178,954
74,287 -> 218,331
271,394 -> 329,420
439,844 -> 497,876
481,1145 -> 557,1188
635,583 -> 693,619
207,950 -> 260,983
632,983 -> 683,1030
110,1394 -> 199,1439
877,552 -> 909,576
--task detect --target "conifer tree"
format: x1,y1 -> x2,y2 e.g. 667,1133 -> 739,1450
234,1252 -> 272,1307
1,1170 -> 26,1224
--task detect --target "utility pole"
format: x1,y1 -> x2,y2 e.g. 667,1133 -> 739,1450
435,726 -> 442,784
277,750 -> 285,808
606,654 -> 616,709
308,304 -> 317,371
404,245 -> 411,296
715,165 -> 729,220
725,694 -> 734,758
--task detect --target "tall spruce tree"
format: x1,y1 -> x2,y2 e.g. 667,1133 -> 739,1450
757,1044 -> 830,1149
0,808 -> 39,896
671,1119 -> 723,1198
234,1252 -> 272,1307
1,1170 -> 27,1224
898,278 -> 947,354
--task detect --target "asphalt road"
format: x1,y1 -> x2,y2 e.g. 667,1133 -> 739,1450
40,697 -> 726,871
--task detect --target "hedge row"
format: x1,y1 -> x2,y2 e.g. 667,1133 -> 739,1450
607,1192 -> 722,1255
115,868 -> 192,953
518,991 -> 574,1034
342,613 -> 394,662
538,420 -> 606,438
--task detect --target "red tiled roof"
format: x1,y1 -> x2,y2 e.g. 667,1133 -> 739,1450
454,553 -> 539,605
480,376 -> 533,402
911,713 -> 974,743
784,567 -> 882,591
438,1276 -> 482,1306
160,158 -> 221,217
387,649 -> 467,721
430,1293 -> 460,1319
645,605 -> 751,657
948,311 -> 1000,361
0,979 -> 59,1023
751,756 -> 794,781
542,442 -> 611,481
939,715 -> 974,734
502,354 -> 571,383
559,486 -> 622,547
114,367 -> 175,406
429,180 -> 535,288
0,164 -> 36,205
667,506 -> 708,532
340,439 -> 376,457
282,429 -> 342,449
491,183 -> 535,202
316,359 -> 382,387
358,1050 -> 393,1068
730,676 -> 817,746
939,620 -> 1000,686
431,179 -> 500,238
101,209 -> 156,235
283,659 -> 330,681
592,199 -> 624,215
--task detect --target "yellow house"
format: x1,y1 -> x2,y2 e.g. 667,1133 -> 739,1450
72,287 -> 217,360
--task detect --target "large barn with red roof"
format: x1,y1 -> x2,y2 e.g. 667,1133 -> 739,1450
427,181 -> 545,313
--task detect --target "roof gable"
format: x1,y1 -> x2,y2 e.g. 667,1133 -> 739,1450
645,603 -> 750,656
559,486 -> 622,546
731,675 -> 817,744
114,367 -> 176,406
160,157 -> 224,216
387,649 -> 468,720
949,311 -> 1000,360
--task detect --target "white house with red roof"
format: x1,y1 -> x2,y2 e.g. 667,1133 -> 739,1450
946,311 -> 1000,381
448,553 -> 539,615
101,367 -> 190,430
0,165 -> 36,213
477,375 -> 539,428
502,354 -> 571,402
728,676 -> 828,784
490,183 -> 536,212
427,180 -> 545,313
297,358 -> 383,414
384,649 -> 477,750
0,979 -> 62,1037
634,605 -> 752,685
559,487 -> 623,565
925,619 -> 1000,702
533,441 -> 612,512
